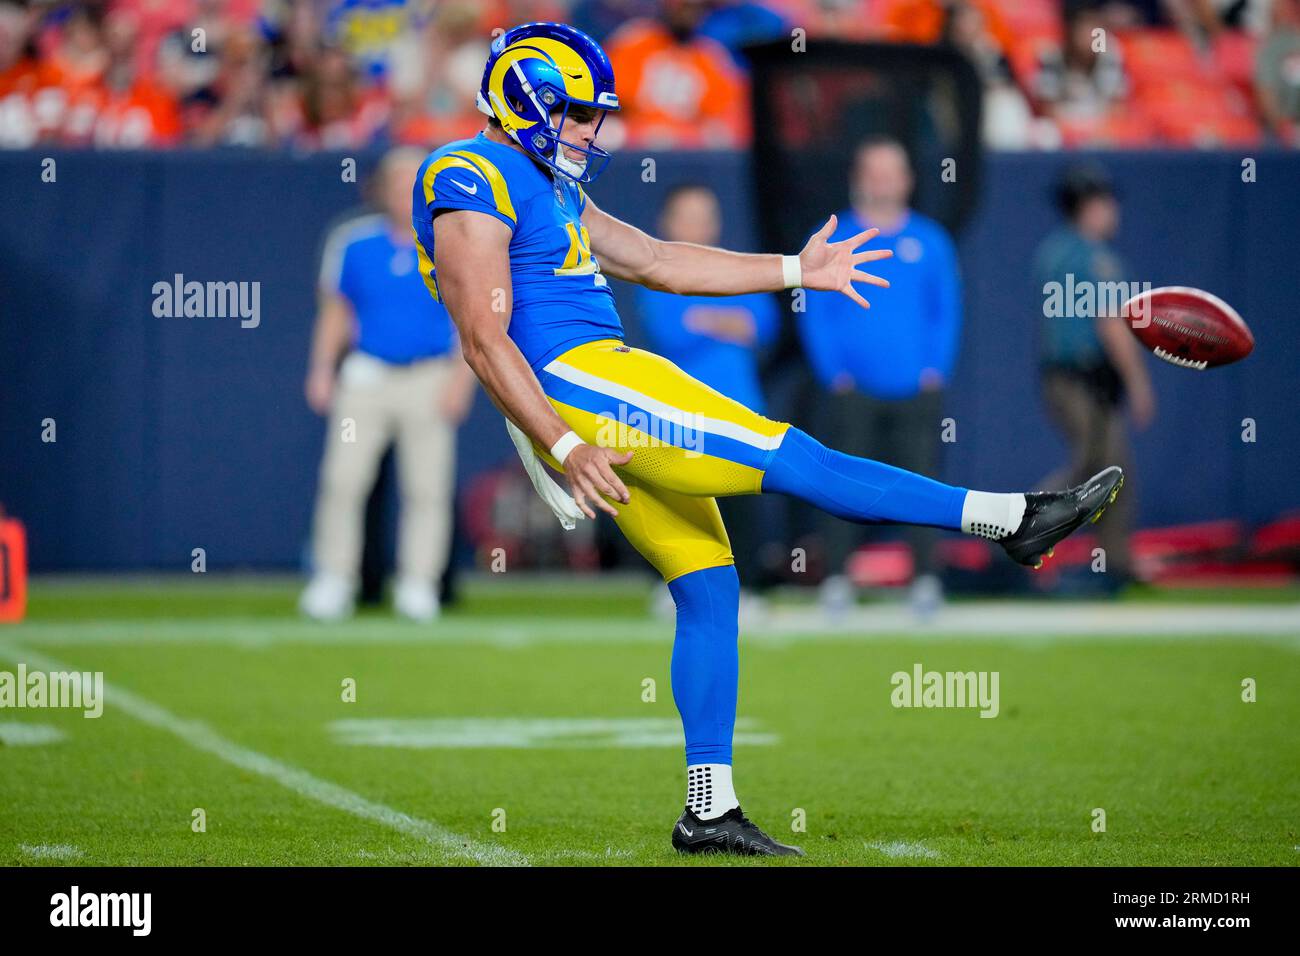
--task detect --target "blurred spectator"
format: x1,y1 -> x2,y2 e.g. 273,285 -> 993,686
1170,0 -> 1274,37
943,0 -> 1036,148
325,0 -> 427,82
180,24 -> 275,146
883,0 -> 1015,49
117,1 -> 262,76
635,183 -> 779,591
572,0 -> 660,42
0,0 -> 1290,151
1255,0 -> 1300,144
86,5 -> 182,146
262,0 -> 432,84
605,0 -> 749,147
800,0 -> 888,41
297,45 -> 389,148
0,2 -> 185,148
387,0 -> 488,145
1032,165 -> 1153,588
1032,5 -> 1129,119
638,184 -> 778,413
799,136 -> 962,616
0,2 -> 59,147
1062,0 -> 1168,32
261,0 -> 322,80
695,0 -> 789,68
50,4 -> 108,89
301,147 -> 476,622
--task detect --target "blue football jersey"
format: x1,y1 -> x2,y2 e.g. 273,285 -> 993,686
412,132 -> 625,372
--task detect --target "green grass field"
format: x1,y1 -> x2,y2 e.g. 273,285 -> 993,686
2,577 -> 1298,866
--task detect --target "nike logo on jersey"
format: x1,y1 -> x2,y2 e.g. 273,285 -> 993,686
451,179 -> 478,195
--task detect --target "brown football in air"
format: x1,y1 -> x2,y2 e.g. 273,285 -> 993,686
1121,286 -> 1254,370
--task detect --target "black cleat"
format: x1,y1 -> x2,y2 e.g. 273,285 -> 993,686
999,466 -> 1125,570
671,806 -> 805,857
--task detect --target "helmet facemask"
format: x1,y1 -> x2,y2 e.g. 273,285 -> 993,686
491,82 -> 612,184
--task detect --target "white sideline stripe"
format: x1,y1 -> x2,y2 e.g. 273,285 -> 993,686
766,602 -> 1300,640
544,359 -> 785,451
0,641 -> 527,867
8,603 -> 1299,648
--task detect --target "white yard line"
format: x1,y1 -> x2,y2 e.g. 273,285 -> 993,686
863,840 -> 941,860
19,843 -> 83,861
0,722 -> 67,746
0,641 -> 527,867
329,716 -> 777,750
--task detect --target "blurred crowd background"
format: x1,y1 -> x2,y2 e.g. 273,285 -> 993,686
2,0 -> 1299,152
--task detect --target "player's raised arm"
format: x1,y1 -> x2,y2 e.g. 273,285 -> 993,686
583,199 -> 894,309
431,209 -> 631,518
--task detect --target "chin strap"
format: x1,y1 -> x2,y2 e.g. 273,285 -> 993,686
504,419 -> 583,530
553,150 -> 586,180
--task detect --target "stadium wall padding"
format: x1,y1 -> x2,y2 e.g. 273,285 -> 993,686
1,149 -> 1296,570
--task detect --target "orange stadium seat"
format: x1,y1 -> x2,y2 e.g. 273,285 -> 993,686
1133,74 -> 1260,145
880,0 -> 1015,49
1212,30 -> 1259,92
1118,28 -> 1208,88
1136,76 -> 1246,114
984,0 -> 1059,34
776,0 -> 895,41
1054,110 -> 1155,148
1150,110 -> 1262,147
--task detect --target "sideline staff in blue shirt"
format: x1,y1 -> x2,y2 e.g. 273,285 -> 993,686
636,184 -> 780,590
799,137 -> 963,606
637,186 -> 778,413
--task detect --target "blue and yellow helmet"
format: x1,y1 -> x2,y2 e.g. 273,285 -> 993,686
476,22 -> 620,184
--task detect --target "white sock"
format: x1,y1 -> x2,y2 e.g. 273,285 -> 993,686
686,763 -> 739,820
960,491 -> 1027,541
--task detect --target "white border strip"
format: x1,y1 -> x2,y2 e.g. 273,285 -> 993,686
0,641 -> 527,867
544,359 -> 785,451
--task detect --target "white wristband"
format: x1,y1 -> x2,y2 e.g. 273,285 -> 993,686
549,430 -> 583,465
781,254 -> 802,289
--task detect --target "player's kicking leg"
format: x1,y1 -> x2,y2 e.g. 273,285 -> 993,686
761,426 -> 1124,570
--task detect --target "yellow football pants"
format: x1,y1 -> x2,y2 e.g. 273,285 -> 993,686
534,340 -> 791,582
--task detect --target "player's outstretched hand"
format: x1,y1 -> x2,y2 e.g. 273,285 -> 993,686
798,215 -> 892,310
565,443 -> 633,519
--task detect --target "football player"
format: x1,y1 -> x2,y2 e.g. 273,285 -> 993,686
413,22 -> 1123,857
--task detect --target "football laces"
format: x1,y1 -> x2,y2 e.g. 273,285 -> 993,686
1152,346 -> 1208,370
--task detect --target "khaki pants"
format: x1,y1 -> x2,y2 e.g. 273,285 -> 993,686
1040,369 -> 1134,575
310,352 -> 457,588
